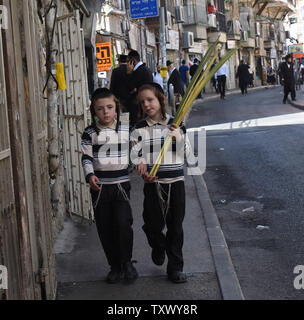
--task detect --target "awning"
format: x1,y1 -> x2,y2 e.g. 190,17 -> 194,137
253,0 -> 296,20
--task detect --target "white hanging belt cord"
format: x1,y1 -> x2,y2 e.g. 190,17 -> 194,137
117,183 -> 131,203
93,183 -> 130,209
156,182 -> 172,224
93,184 -> 103,210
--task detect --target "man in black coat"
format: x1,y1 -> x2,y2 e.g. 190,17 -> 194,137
280,54 -> 296,104
126,50 -> 153,126
236,60 -> 250,94
110,55 -> 131,111
167,60 -> 184,97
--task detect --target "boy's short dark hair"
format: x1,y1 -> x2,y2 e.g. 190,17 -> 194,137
127,50 -> 140,62
182,59 -> 186,65
90,88 -> 120,133
194,58 -> 198,63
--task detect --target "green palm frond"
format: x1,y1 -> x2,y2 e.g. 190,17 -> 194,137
149,42 -> 241,177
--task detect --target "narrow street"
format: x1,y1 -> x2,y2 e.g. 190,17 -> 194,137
188,87 -> 304,299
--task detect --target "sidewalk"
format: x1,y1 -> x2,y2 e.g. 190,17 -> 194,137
55,172 -> 222,300
288,88 -> 304,110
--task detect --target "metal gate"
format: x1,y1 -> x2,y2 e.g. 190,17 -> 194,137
56,10 -> 92,221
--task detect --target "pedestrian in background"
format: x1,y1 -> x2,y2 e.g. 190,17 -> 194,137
126,50 -> 153,127
81,88 -> 138,284
179,59 -> 189,90
132,83 -> 190,284
167,60 -> 185,97
281,54 -> 296,104
153,64 -> 164,89
110,54 -> 130,111
215,62 -> 228,99
236,60 -> 250,94
190,58 -> 202,98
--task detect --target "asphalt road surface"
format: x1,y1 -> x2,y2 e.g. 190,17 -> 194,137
187,87 -> 304,300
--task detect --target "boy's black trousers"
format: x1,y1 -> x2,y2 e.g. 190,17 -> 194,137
91,182 -> 133,269
142,181 -> 185,274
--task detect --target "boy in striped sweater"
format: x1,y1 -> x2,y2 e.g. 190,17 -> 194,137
81,88 -> 137,284
131,83 -> 190,283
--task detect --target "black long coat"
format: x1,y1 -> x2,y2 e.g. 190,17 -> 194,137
168,68 -> 184,96
110,64 -> 131,105
280,62 -> 295,86
236,64 -> 250,86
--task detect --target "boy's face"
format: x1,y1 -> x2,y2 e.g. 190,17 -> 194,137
138,89 -> 161,120
94,97 -> 117,127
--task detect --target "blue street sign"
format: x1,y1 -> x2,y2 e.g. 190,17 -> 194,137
130,0 -> 159,19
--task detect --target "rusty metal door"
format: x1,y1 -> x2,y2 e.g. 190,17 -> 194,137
56,10 -> 92,221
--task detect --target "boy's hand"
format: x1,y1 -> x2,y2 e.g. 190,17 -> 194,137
136,159 -> 148,177
143,172 -> 158,183
89,175 -> 101,191
168,123 -> 182,142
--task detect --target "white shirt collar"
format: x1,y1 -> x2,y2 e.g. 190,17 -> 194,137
134,61 -> 143,71
146,113 -> 171,127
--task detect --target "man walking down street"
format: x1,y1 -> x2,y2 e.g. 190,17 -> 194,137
179,59 -> 189,90
167,60 -> 185,97
236,60 -> 250,95
280,54 -> 296,104
110,55 -> 130,111
126,50 -> 153,126
215,62 -> 228,99
153,64 -> 164,89
190,58 -> 202,98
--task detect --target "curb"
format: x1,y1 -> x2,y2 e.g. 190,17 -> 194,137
288,95 -> 304,111
192,175 -> 244,300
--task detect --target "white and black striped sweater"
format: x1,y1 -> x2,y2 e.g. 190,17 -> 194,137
81,121 -> 130,184
131,114 -> 191,184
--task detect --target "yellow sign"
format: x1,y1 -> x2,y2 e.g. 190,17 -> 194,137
56,63 -> 67,90
96,42 -> 112,72
160,66 -> 168,78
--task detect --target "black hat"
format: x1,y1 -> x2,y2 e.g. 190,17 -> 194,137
166,60 -> 173,67
91,87 -> 112,101
285,54 -> 292,60
139,82 -> 165,95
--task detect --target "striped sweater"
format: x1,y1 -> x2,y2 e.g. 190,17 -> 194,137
130,113 -> 191,184
81,120 -> 130,184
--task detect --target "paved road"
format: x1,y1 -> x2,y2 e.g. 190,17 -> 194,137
187,87 -> 304,299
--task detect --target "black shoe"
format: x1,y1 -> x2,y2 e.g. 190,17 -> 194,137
106,267 -> 121,284
152,248 -> 165,266
292,98 -> 296,101
283,100 -> 286,104
168,271 -> 187,284
123,261 -> 138,283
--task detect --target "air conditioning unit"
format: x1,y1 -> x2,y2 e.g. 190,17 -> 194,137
255,22 -> 260,36
208,14 -> 217,28
182,32 -> 194,48
241,31 -> 248,41
175,6 -> 185,23
255,37 -> 260,48
166,11 -> 172,29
